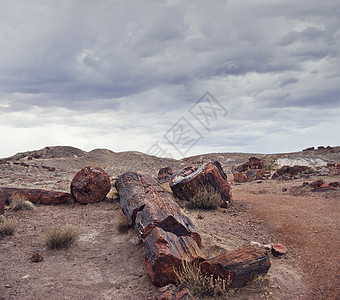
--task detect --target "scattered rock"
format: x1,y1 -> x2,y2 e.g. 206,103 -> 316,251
0,189 -> 5,214
310,179 -> 325,188
329,182 -> 339,188
42,166 -> 56,172
157,167 -> 174,184
31,252 -> 43,263
155,284 -> 194,300
282,188 -> 287,192
271,243 -> 287,256
71,166 -> 111,204
303,147 -> 315,151
250,241 -> 272,250
170,161 -> 231,208
312,184 -> 336,192
197,214 -> 204,219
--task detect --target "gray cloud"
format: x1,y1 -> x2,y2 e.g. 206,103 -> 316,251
0,0 -> 339,158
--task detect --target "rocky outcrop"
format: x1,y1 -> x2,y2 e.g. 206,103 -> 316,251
0,187 -> 71,205
170,161 -> 231,208
200,245 -> 271,288
71,166 -> 111,204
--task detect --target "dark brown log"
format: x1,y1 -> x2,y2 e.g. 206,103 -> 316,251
0,187 -> 72,205
200,245 -> 271,288
144,227 -> 204,287
71,166 -> 111,203
115,172 -> 201,245
170,161 -> 231,207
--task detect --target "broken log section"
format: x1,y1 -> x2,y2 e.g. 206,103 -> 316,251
115,172 -> 201,245
170,161 -> 232,208
200,244 -> 271,288
0,187 -> 72,206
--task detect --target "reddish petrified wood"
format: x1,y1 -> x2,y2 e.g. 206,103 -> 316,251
0,187 -> 71,205
144,227 -> 204,287
115,172 -> 201,245
71,166 -> 111,204
271,243 -> 287,256
310,179 -> 325,188
200,245 -> 271,288
155,284 -> 194,300
249,157 -> 263,169
158,167 -> 174,184
233,172 -> 248,183
170,161 -> 231,208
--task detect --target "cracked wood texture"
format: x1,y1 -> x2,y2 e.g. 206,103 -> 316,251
144,227 -> 204,287
0,187 -> 72,206
200,244 -> 271,288
115,172 -> 201,245
71,166 -> 111,203
170,161 -> 232,207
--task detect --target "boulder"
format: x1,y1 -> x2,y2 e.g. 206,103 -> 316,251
144,227 -> 204,287
233,172 -> 248,183
170,161 -> 231,208
200,245 -> 271,288
158,167 -> 174,184
271,243 -> 287,256
249,157 -> 263,169
0,187 -> 72,205
155,284 -> 194,300
234,162 -> 249,173
71,166 -> 111,204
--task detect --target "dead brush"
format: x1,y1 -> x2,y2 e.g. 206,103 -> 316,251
174,260 -> 232,297
45,225 -> 79,250
0,216 -> 17,237
9,193 -> 35,211
185,187 -> 223,210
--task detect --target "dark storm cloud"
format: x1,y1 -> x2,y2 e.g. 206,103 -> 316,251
0,0 -> 339,157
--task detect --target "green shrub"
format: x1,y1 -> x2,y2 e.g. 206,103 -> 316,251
10,194 -> 35,211
186,188 -> 222,209
45,225 -> 79,250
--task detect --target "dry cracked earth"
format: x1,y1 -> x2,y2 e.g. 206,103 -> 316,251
0,146 -> 339,300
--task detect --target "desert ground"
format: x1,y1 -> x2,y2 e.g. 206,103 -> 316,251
0,146 -> 339,300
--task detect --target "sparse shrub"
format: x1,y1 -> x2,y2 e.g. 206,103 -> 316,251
45,225 -> 79,250
10,194 -> 35,211
0,216 -> 17,237
186,188 -> 222,210
175,261 -> 231,297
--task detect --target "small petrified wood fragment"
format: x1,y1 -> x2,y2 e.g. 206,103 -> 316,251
115,172 -> 201,245
71,166 -> 111,203
144,227 -> 204,287
0,187 -> 71,205
155,283 -> 194,300
170,161 -> 231,207
200,245 -> 271,288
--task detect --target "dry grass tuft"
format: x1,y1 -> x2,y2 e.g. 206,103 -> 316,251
10,194 -> 35,211
175,261 -> 232,297
45,225 -> 79,250
243,273 -> 271,293
186,188 -> 223,210
0,216 -> 17,237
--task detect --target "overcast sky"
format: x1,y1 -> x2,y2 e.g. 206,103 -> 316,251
0,0 -> 339,159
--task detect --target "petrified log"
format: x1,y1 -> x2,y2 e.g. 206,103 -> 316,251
115,172 -> 201,245
0,187 -> 71,205
200,245 -> 271,288
71,166 -> 111,203
158,167 -> 173,184
233,172 -> 248,183
170,161 -> 231,207
144,227 -> 204,287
